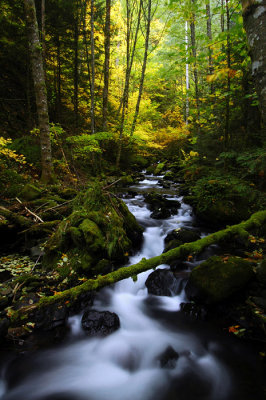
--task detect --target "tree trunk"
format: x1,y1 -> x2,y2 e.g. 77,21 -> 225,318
206,1 -> 214,94
185,21 -> 190,124
90,0 -> 96,134
225,0 -> 231,146
74,19 -> 79,129
130,0 -> 152,136
24,0 -> 53,183
102,0 -> 111,131
56,36 -> 62,121
41,0 -> 46,65
241,0 -> 266,133
190,0 -> 200,128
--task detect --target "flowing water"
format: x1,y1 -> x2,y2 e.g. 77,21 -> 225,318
0,175 -> 264,400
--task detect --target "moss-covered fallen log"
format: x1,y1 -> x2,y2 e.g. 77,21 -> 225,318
10,210 -> 266,325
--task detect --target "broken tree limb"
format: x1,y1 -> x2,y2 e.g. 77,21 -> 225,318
16,197 -> 44,223
10,210 -> 266,325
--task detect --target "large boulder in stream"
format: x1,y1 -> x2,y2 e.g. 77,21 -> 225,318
81,310 -> 120,337
164,227 -> 201,252
186,256 -> 254,304
43,183 -> 143,277
144,192 -> 180,220
145,269 -> 181,296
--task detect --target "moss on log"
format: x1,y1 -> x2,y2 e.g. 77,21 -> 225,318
10,210 -> 266,325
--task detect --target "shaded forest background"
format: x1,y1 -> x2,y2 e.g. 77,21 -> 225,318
0,0 -> 265,195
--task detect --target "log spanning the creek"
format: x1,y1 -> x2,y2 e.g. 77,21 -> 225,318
10,210 -> 266,325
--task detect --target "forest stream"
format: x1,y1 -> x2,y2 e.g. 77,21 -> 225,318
0,174 -> 265,400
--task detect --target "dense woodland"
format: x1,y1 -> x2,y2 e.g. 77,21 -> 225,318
0,0 -> 266,358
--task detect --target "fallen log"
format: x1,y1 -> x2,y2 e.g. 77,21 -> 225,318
10,210 -> 266,325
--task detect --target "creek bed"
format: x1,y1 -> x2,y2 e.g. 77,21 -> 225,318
0,174 -> 265,400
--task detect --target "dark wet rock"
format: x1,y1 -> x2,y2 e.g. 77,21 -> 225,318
127,190 -> 138,197
0,269 -> 12,283
144,192 -> 180,214
186,256 -> 254,304
158,346 -> 179,369
151,208 -> 171,219
169,260 -> 190,271
256,259 -> 266,285
145,269 -> 180,296
164,228 -> 201,253
180,302 -> 208,320
0,318 -> 9,339
165,228 -> 201,246
81,310 -> 120,337
29,303 -> 68,331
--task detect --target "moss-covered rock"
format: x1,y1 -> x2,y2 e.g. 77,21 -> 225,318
195,199 -> 250,227
164,228 -> 201,252
154,162 -> 166,175
186,256 -> 254,304
43,183 -> 143,275
19,183 -> 43,201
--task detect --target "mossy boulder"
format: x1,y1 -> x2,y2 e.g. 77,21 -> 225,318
195,199 -> 250,227
186,256 -> 254,304
43,184 -> 143,275
19,183 -> 43,201
164,228 -> 201,252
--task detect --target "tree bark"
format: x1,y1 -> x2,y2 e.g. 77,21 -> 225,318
225,0 -> 231,147
90,0 -> 96,134
190,0 -> 200,128
102,0 -> 111,131
241,0 -> 266,133
74,18 -> 79,129
24,0 -> 53,183
206,1 -> 214,93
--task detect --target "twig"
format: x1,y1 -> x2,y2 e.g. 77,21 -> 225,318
15,197 -> 44,223
43,199 -> 73,212
102,178 -> 122,190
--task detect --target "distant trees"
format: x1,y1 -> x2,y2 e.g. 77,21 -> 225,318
0,0 -> 264,175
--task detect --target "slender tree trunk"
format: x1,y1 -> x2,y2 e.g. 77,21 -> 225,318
102,0 -> 111,131
90,0 -> 95,134
241,0 -> 266,133
190,0 -> 200,128
221,0 -> 225,32
24,0 -> 53,183
185,21 -> 189,124
41,0 -> 46,65
74,19 -> 79,129
82,2 -> 92,93
206,0 -> 214,93
130,0 -> 152,136
225,0 -> 231,146
56,36 -> 62,121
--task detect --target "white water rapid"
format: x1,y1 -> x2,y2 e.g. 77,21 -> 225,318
0,175 -> 263,400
